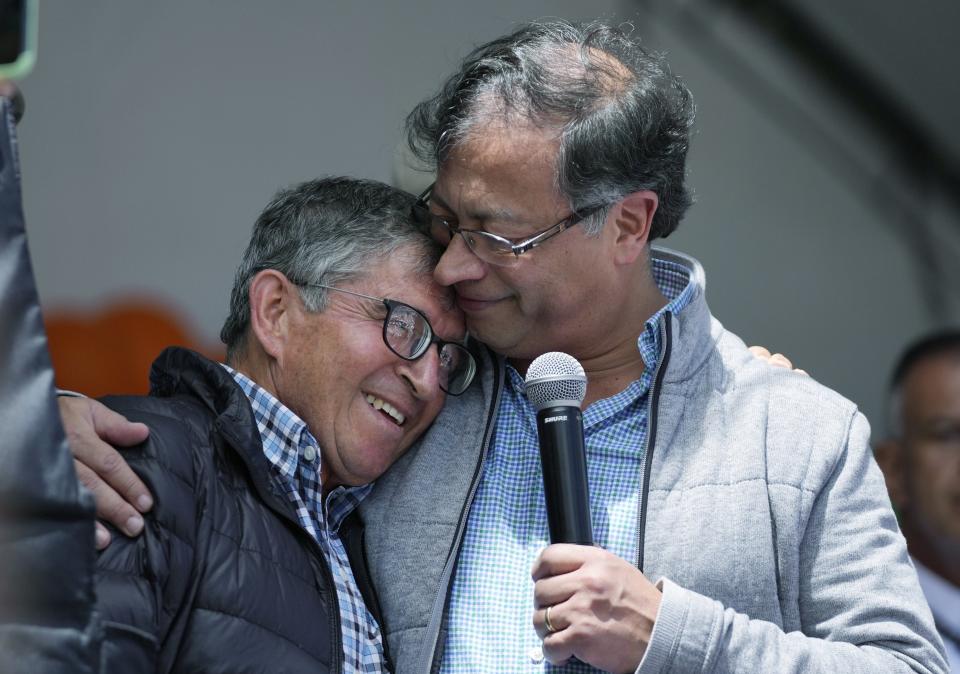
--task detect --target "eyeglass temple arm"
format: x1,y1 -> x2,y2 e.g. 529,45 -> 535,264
510,220 -> 573,256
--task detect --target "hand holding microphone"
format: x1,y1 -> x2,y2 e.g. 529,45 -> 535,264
526,353 -> 661,672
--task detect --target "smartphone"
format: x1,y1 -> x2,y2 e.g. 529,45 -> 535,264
0,0 -> 37,80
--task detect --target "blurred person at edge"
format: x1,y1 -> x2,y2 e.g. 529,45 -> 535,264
60,19 -> 946,674
70,177 -> 476,672
875,331 -> 960,672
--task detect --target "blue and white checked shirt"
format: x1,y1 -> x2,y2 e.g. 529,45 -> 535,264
224,366 -> 389,674
441,258 -> 694,673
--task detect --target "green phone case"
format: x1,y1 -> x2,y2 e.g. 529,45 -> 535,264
0,0 -> 38,80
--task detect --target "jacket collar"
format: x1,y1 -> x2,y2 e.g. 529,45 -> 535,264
650,246 -> 720,386
148,347 -> 300,517
149,347 -> 261,447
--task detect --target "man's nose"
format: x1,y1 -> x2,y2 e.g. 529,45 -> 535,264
397,345 -> 443,400
433,234 -> 487,287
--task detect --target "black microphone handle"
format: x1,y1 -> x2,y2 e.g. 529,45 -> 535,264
536,405 -> 593,545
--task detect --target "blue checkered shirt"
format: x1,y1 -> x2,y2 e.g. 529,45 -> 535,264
441,258 -> 694,673
224,366 -> 389,674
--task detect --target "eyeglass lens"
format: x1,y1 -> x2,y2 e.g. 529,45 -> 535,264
427,215 -> 517,265
383,303 -> 474,394
385,304 -> 432,357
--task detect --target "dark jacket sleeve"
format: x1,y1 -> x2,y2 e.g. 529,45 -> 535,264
95,398 -> 209,673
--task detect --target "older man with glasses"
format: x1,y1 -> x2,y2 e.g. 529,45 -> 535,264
78,176 -> 473,673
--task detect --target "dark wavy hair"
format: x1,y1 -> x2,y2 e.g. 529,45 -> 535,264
406,20 -> 696,238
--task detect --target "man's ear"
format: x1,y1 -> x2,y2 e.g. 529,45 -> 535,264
248,270 -> 294,360
874,438 -> 909,510
609,190 -> 658,265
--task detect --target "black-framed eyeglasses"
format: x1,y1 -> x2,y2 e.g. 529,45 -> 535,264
411,182 -> 605,267
294,282 -> 477,395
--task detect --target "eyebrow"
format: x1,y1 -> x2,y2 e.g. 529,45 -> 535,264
429,189 -> 518,227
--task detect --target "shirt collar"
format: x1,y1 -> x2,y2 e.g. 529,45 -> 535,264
637,255 -> 696,370
222,364 -> 317,477
222,364 -> 374,523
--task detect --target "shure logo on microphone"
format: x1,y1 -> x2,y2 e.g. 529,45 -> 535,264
544,415 -> 568,423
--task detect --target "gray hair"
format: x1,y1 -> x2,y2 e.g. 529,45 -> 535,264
406,20 -> 696,238
220,177 -> 439,360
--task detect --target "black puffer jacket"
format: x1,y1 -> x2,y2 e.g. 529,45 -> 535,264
96,347 -> 375,673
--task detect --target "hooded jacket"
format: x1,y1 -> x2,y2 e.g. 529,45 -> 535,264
357,247 -> 947,674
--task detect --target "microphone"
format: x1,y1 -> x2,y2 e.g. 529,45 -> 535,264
525,352 -> 593,545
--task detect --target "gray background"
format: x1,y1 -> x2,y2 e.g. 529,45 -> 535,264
17,1 -> 960,436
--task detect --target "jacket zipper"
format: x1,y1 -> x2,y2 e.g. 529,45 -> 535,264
637,312 -> 672,572
250,474 -> 344,673
419,353 -> 505,674
320,537 -> 345,674
272,499 -> 344,673
216,411 -> 345,672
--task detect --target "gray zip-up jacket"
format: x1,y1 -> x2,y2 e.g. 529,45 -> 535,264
358,248 -> 947,674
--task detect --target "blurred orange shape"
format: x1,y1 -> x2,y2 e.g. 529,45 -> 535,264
44,298 -> 223,397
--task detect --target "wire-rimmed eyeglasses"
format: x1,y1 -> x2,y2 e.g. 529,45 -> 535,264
411,182 -> 604,267
294,282 -> 477,395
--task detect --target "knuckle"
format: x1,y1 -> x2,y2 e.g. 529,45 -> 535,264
572,594 -> 607,622
99,496 -> 123,518
75,464 -> 136,527
102,497 -> 132,521
90,486 -> 129,522
64,426 -> 93,459
98,448 -> 124,474
564,617 -> 587,641
118,475 -> 144,497
581,570 -> 606,593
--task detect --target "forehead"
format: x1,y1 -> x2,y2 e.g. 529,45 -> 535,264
445,120 -> 559,172
348,252 -> 461,334
902,354 -> 960,411
434,122 -> 564,209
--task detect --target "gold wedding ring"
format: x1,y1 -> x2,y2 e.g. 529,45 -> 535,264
544,605 -> 557,634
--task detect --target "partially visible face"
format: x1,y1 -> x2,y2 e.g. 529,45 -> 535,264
429,121 -> 622,362
899,354 -> 960,542
275,248 -> 465,489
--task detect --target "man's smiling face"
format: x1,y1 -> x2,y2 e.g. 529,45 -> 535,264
275,247 -> 465,489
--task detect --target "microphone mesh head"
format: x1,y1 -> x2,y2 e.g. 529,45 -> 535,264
524,352 -> 587,411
